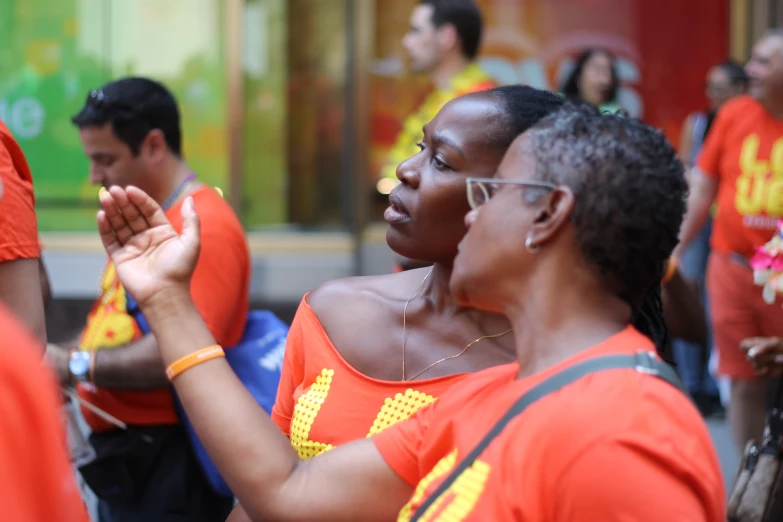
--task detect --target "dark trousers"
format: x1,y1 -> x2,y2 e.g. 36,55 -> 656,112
86,425 -> 233,522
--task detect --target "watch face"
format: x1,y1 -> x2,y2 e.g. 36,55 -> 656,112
69,352 -> 90,376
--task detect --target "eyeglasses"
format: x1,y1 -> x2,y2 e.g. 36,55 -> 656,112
466,177 -> 557,210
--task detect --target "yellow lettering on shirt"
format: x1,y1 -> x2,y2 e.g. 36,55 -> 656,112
289,369 -> 436,459
397,449 -> 491,522
735,134 -> 783,216
367,389 -> 436,436
290,369 -> 335,459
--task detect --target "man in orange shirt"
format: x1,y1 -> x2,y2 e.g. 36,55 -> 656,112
45,78 -> 250,521
675,30 -> 783,451
0,119 -> 47,343
0,299 -> 89,521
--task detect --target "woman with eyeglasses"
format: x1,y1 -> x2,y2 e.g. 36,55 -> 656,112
93,103 -> 723,521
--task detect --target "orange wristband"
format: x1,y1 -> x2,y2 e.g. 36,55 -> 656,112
661,257 -> 677,285
165,345 -> 225,381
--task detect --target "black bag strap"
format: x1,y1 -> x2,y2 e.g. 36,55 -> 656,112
409,351 -> 686,521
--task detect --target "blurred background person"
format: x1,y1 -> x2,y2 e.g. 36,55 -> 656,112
680,61 -> 749,167
675,30 -> 783,452
379,0 -> 497,272
45,78 -> 249,522
561,48 -> 622,113
674,60 -> 748,417
0,175 -> 88,521
0,118 -> 46,344
0,298 -> 90,521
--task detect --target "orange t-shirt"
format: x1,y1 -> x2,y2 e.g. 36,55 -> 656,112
272,297 -> 467,459
374,327 -> 725,522
78,186 -> 250,430
0,303 -> 89,521
698,95 -> 783,257
0,120 -> 39,262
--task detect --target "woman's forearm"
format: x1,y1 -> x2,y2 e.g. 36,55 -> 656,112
142,289 -> 301,519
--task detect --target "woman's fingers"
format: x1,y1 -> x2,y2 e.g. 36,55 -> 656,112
97,210 -> 121,257
126,186 -> 171,228
179,196 -> 201,256
107,186 -> 150,234
99,188 -> 134,245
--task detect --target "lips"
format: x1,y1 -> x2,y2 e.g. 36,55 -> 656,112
385,193 -> 412,224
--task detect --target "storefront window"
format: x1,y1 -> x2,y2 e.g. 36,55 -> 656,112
0,0 -> 230,231
242,0 -> 288,227
282,0 -> 348,229
1,0 -> 348,232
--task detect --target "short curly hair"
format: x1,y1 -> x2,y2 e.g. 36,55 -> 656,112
523,103 -> 687,311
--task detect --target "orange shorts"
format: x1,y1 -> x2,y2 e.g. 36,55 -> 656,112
707,251 -> 783,379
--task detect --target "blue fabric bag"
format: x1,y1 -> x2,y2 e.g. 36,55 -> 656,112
126,295 -> 287,497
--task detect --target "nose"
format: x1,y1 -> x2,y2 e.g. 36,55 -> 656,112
464,208 -> 479,229
745,61 -> 757,79
395,156 -> 420,189
401,33 -> 412,51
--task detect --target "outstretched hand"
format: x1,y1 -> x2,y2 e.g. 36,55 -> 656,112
97,186 -> 200,308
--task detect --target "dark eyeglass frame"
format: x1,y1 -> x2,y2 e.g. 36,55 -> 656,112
466,177 -> 558,210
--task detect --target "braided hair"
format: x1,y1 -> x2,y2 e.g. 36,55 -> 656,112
631,286 -> 671,361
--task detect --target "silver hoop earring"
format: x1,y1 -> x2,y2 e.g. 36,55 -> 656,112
525,236 -> 540,254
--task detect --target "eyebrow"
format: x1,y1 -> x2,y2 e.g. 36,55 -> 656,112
423,127 -> 466,159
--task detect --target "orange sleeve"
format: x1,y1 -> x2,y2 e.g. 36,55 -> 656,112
271,298 -> 309,436
188,213 -> 248,347
0,308 -> 90,522
696,102 -> 734,180
551,436 -> 723,522
0,125 -> 39,263
372,400 -> 435,487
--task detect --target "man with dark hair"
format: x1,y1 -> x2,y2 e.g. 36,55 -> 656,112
45,77 -> 250,521
675,30 -> 783,452
382,0 -> 496,271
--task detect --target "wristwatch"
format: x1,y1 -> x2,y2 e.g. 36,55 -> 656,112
69,350 -> 92,383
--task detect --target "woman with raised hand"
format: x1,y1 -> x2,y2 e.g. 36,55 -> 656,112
95,103 -> 723,521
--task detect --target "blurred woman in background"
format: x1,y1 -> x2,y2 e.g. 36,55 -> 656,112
561,48 -> 622,113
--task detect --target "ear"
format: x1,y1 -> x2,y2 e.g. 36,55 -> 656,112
525,187 -> 575,249
437,23 -> 459,53
141,129 -> 168,164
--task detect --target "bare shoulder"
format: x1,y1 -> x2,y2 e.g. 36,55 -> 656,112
306,269 -> 429,338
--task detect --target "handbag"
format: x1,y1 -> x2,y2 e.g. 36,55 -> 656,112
127,295 -> 288,498
410,351 -> 686,522
727,375 -> 783,522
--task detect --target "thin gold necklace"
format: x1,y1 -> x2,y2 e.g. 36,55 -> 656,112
402,267 -> 513,381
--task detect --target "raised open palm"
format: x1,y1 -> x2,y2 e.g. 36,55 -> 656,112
97,186 -> 201,308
